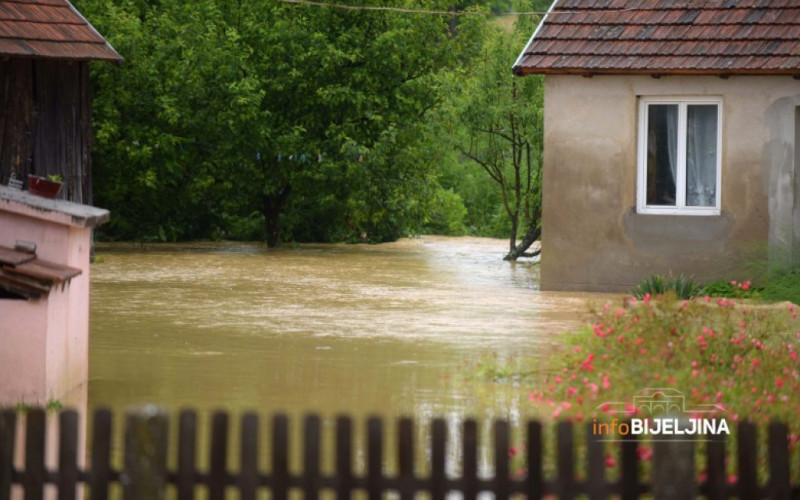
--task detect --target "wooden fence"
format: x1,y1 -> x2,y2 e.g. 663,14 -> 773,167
0,408 -> 798,499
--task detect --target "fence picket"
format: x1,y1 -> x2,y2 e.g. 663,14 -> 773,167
57,410 -> 79,500
208,412 -> 229,500
24,409 -> 45,500
586,421 -> 605,500
493,420 -> 510,499
768,421 -> 790,500
556,421 -> 576,500
397,418 -> 414,500
429,419 -> 446,500
271,415 -> 289,500
461,420 -> 478,500
89,409 -> 111,500
738,420 -> 758,500
2,409 -> 799,500
303,415 -> 321,500
334,416 -> 353,499
526,420 -> 543,499
705,433 -> 727,500
176,410 -> 197,500
239,413 -> 258,500
366,417 -> 382,500
122,408 -> 168,500
0,411 -> 16,500
618,430 -> 638,500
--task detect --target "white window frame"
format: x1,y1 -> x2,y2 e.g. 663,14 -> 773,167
636,97 -> 723,216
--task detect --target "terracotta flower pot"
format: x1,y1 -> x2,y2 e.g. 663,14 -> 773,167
28,175 -> 63,199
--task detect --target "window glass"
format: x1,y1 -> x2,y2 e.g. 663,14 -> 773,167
686,105 -> 718,207
646,104 -> 678,206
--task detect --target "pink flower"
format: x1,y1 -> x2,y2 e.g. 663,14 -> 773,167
605,453 -> 616,467
643,293 -> 651,303
742,282 -> 750,291
636,447 -> 653,461
776,377 -> 784,388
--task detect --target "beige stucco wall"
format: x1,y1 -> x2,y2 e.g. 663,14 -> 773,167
540,75 -> 800,291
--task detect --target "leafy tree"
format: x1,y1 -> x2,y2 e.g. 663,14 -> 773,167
77,0 -> 485,245
441,14 -> 544,259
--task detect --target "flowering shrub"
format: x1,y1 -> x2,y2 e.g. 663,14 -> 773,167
528,294 -> 799,426
518,293 -> 800,482
700,279 -> 762,299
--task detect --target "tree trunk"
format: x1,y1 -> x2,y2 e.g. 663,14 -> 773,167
508,214 -> 519,254
503,221 -> 540,261
263,185 -> 291,248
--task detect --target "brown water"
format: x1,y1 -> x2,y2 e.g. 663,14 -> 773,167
88,236 -> 607,469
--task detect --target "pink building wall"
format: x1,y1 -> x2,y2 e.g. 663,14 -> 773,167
0,187 -> 108,408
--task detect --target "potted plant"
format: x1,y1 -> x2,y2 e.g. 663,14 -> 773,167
28,174 -> 63,199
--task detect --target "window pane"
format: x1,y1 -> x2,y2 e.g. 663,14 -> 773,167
646,104 -> 678,206
686,105 -> 718,207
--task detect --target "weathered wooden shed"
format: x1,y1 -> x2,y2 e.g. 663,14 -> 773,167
0,0 -> 122,204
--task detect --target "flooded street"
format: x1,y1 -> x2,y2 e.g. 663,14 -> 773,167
89,236 -> 606,428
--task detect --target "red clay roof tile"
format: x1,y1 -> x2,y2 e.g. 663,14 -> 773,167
514,0 -> 800,75
0,0 -> 122,61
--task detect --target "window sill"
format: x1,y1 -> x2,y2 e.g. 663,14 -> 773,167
636,206 -> 720,216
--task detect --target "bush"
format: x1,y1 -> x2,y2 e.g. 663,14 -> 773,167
632,274 -> 700,300
527,294 -> 800,425
424,188 -> 468,235
700,280 -> 762,300
763,269 -> 800,305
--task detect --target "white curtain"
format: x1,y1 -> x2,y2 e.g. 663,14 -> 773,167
686,105 -> 718,207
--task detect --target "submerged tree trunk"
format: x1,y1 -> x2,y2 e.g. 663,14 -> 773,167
503,221 -> 540,261
263,185 -> 291,248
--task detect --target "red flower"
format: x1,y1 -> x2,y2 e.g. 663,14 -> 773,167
636,446 -> 653,461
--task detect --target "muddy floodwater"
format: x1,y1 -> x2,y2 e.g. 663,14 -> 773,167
89,236 -> 608,434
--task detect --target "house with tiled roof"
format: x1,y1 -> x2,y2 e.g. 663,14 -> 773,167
0,0 -> 122,204
513,0 -> 800,291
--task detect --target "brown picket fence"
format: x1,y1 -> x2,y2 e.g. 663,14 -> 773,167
0,408 -> 798,499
